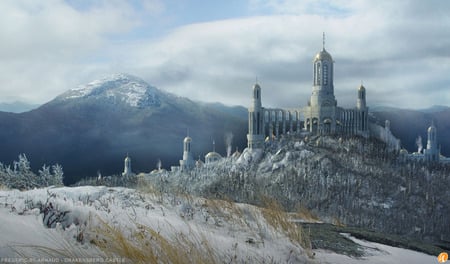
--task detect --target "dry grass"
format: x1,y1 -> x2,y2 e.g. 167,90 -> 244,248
332,216 -> 346,227
12,236 -> 103,262
201,197 -> 246,226
260,197 -> 313,257
90,218 -> 220,264
294,204 -> 320,222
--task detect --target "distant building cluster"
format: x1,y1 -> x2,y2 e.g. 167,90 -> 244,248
402,122 -> 450,163
173,136 -> 225,172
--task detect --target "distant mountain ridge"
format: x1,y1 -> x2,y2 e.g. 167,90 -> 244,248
0,74 -> 248,184
369,104 -> 450,113
0,101 -> 39,113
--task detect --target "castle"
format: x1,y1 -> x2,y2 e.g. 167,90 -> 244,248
247,38 -> 369,149
122,37 -> 447,175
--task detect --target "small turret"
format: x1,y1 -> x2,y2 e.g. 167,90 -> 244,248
180,135 -> 195,171
122,154 -> 133,176
252,83 -> 262,110
425,122 -> 439,162
357,84 -> 366,109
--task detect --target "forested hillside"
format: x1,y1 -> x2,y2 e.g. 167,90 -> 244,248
145,135 -> 450,244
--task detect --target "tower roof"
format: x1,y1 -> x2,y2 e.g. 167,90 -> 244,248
358,84 -> 366,91
184,136 -> 192,143
428,123 -> 436,133
314,49 -> 333,62
314,33 -> 333,62
205,151 -> 222,159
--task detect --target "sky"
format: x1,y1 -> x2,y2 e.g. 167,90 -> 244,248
0,0 -> 449,109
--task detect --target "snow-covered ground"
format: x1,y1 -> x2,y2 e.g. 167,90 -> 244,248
0,186 -> 438,263
0,186 -> 310,263
315,233 -> 437,264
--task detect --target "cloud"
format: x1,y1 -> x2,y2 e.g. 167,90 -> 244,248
125,1 -> 450,109
0,0 -> 156,103
0,0 -> 449,110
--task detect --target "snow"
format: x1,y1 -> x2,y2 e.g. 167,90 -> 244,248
0,186 -> 440,263
0,186 -> 310,262
235,147 -> 263,166
60,73 -> 160,108
315,233 -> 436,264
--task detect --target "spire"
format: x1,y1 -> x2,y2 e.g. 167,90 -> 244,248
213,140 -> 216,152
322,32 -> 325,50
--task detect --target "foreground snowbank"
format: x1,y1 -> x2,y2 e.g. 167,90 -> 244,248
0,186 -> 439,263
0,186 -> 310,263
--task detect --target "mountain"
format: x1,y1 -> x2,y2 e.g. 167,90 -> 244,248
369,107 -> 450,156
0,74 -> 247,184
0,101 -> 39,113
418,105 -> 450,113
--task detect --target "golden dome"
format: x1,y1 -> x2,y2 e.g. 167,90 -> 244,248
314,49 -> 333,62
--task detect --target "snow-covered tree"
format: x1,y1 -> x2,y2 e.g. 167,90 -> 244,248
0,154 -> 64,189
51,164 -> 64,186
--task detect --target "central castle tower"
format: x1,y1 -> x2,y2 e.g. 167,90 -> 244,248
247,35 -> 369,149
310,43 -> 336,108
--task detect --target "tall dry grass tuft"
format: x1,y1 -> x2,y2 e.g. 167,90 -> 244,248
294,204 -> 320,222
332,216 -> 345,227
13,236 -> 104,262
91,218 -> 219,264
202,198 -> 246,226
260,196 -> 313,257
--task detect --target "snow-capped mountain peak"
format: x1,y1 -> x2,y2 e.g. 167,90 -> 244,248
59,73 -> 161,108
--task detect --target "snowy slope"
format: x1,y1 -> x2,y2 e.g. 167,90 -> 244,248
0,186 -> 438,263
0,186 -> 310,262
57,74 -> 161,108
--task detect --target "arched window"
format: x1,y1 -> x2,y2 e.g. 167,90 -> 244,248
316,62 -> 321,85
